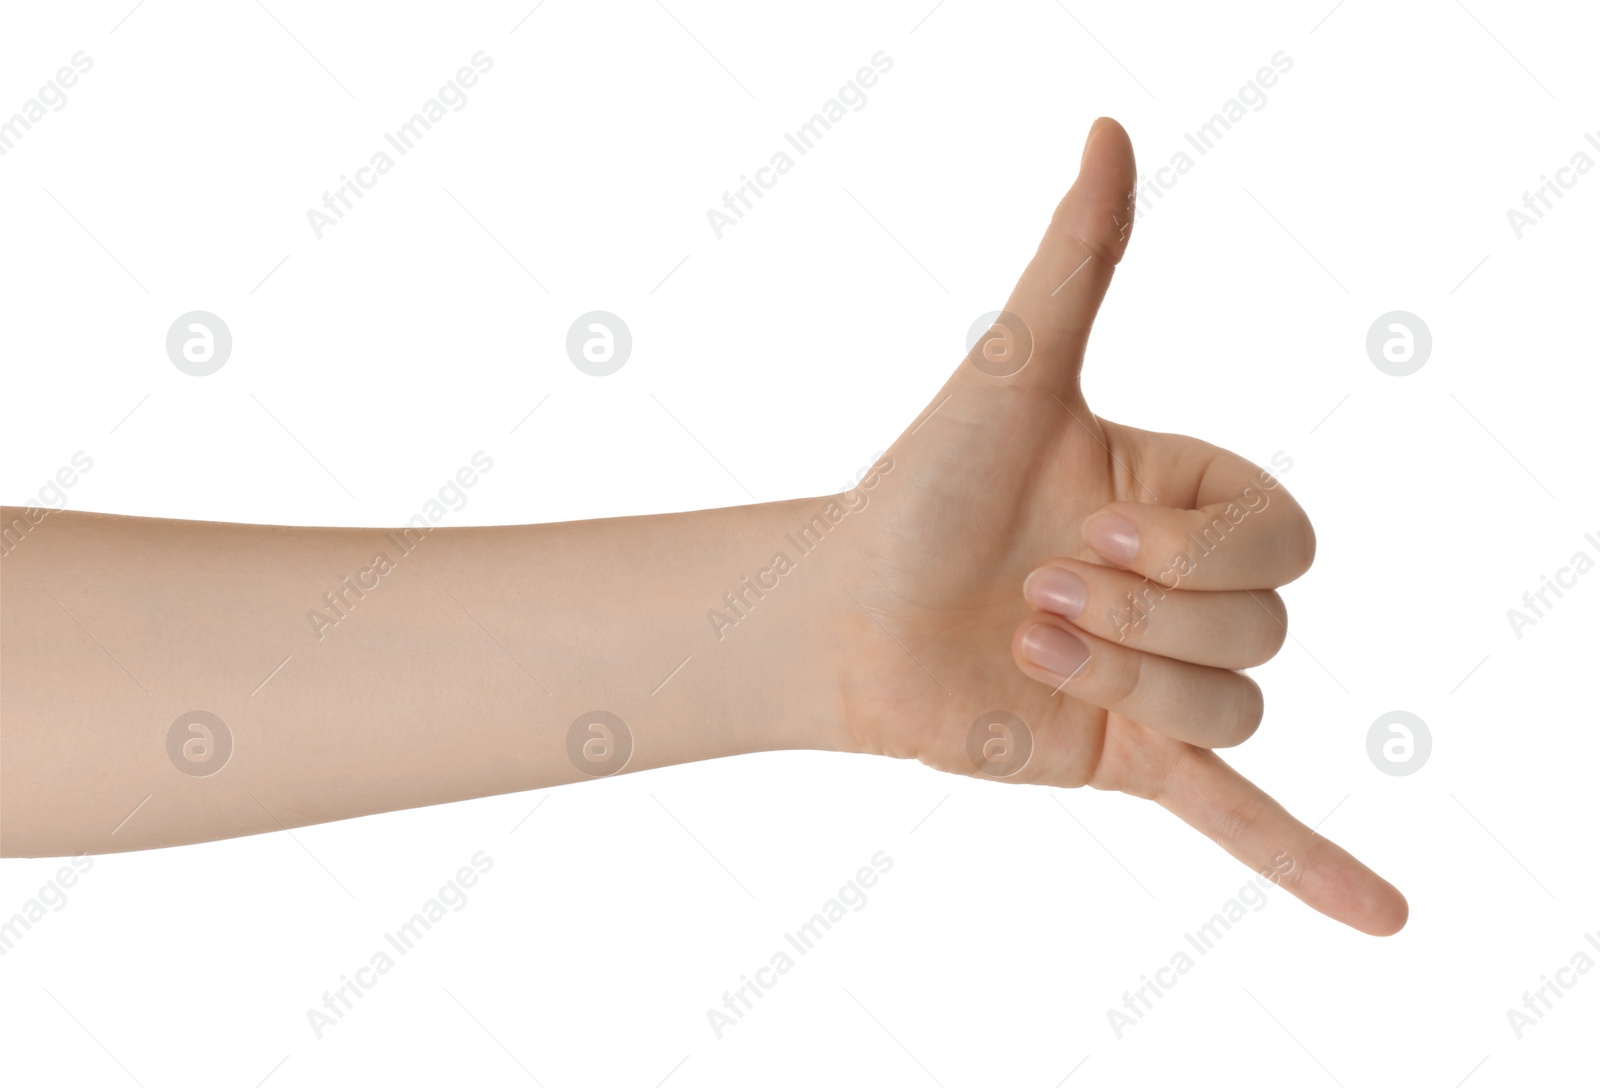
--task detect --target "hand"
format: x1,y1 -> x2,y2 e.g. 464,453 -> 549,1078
0,120 -> 1411,935
828,117 -> 1406,936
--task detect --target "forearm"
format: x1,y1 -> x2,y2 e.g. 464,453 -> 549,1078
0,499 -> 855,856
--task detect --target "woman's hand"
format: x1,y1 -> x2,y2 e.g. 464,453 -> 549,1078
0,120 -> 1405,939
827,118 -> 1406,936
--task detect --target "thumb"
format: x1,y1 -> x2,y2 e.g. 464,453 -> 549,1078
968,117 -> 1136,392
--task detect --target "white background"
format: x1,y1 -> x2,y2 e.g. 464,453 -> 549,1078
3,0 -> 1597,1083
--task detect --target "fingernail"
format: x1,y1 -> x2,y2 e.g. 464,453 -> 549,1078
1084,512 -> 1138,564
1021,624 -> 1090,681
1024,566 -> 1086,619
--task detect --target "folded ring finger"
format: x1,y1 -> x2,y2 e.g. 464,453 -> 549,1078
1011,615 -> 1264,748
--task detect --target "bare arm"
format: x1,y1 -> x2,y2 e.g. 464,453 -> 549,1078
1,498 -> 854,855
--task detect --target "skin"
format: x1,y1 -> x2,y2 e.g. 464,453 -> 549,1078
0,117 -> 1406,937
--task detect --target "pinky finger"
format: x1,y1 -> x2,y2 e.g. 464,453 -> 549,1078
1155,746 -> 1409,936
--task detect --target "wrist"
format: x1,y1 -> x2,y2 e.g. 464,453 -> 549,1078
700,495 -> 859,757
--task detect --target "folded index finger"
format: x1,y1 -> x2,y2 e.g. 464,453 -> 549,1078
1081,441 -> 1315,591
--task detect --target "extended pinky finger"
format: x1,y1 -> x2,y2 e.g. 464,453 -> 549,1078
1156,744 -> 1409,936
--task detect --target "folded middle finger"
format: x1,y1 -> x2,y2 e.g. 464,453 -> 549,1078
1023,557 -> 1288,669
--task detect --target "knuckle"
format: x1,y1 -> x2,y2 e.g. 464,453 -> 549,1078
1270,837 -> 1324,897
1287,517 -> 1317,579
1094,641 -> 1144,710
1104,577 -> 1168,647
1180,509 -> 1233,570
1219,673 -> 1264,747
1244,590 -> 1289,665
1214,792 -> 1270,849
